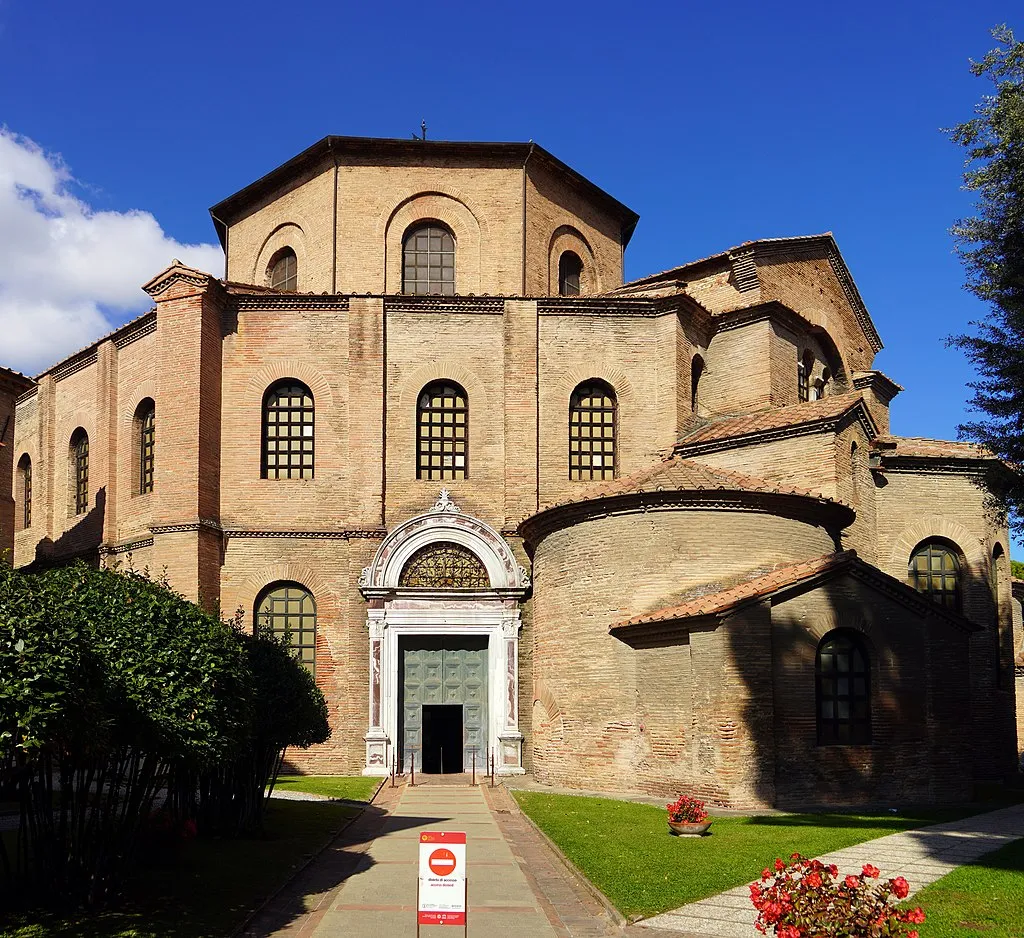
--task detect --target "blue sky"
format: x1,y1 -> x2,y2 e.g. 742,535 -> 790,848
0,0 -> 1015,443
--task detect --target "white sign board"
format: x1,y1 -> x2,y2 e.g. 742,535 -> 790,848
418,831 -> 467,926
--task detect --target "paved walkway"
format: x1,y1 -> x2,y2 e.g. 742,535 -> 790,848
638,803 -> 1024,938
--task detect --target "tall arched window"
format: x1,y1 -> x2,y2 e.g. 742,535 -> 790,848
136,399 -> 155,495
992,544 -> 1006,687
70,428 -> 89,515
399,542 -> 490,589
262,381 -> 314,480
417,381 -> 468,480
268,247 -> 298,291
909,540 -> 961,611
798,349 -> 814,403
255,582 -> 317,673
816,630 -> 871,745
850,441 -> 860,507
402,224 -> 455,295
17,454 -> 31,530
569,380 -> 617,481
691,354 -> 705,413
558,251 -> 582,296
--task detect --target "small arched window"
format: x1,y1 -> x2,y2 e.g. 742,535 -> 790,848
70,428 -> 89,516
816,630 -> 871,745
17,454 -> 31,530
399,542 -> 490,589
691,354 -> 705,413
798,349 -> 814,403
402,224 -> 455,295
136,399 -> 155,495
569,380 -> 617,481
268,248 -> 298,291
850,441 -> 860,507
255,582 -> 317,673
417,381 -> 468,480
909,540 -> 961,611
262,381 -> 314,480
558,251 -> 582,296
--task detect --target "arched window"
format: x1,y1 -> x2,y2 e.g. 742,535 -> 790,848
417,381 -> 467,480
17,454 -> 31,530
262,381 -> 314,480
136,399 -> 155,495
909,540 -> 961,611
70,428 -> 89,516
268,247 -> 298,291
255,582 -> 316,673
399,542 -> 490,589
798,349 -> 814,403
569,380 -> 616,481
816,630 -> 871,745
691,354 -> 705,413
850,441 -> 860,507
992,544 -> 1006,687
402,224 -> 455,295
558,251 -> 582,296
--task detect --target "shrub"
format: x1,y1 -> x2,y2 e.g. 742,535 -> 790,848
750,853 -> 925,937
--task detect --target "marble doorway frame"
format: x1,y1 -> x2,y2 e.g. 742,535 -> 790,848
359,491 -> 530,776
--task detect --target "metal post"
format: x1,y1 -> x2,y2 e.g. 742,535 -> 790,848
410,750 -> 415,787
471,749 -> 476,786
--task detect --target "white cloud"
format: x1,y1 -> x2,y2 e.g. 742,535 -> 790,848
0,129 -> 223,375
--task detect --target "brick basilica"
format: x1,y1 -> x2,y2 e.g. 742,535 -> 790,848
1,136 -> 1020,808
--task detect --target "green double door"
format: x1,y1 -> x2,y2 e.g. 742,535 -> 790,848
400,636 -> 488,774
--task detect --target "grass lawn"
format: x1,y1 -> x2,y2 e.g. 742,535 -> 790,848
512,791 -> 985,920
0,799 -> 359,938
912,837 -> 1024,938
273,775 -> 381,802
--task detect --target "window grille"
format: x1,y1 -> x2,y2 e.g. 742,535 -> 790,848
402,224 -> 455,295
262,381 -> 314,479
569,381 -> 616,481
558,251 -> 582,296
417,382 -> 467,480
399,542 -> 490,589
816,631 -> 871,745
256,583 -> 317,673
139,402 -> 155,494
798,350 -> 814,403
909,541 -> 961,611
269,248 -> 298,291
72,430 -> 89,515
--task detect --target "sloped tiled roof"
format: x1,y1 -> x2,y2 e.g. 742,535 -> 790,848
541,456 -> 839,512
677,393 -> 873,452
614,552 -> 855,629
873,436 -> 995,461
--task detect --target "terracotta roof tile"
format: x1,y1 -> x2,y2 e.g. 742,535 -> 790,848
611,551 -> 856,629
677,393 -> 869,450
536,455 -> 842,517
873,436 -> 994,460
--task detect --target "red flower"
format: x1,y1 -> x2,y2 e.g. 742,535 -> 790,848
805,871 -> 822,889
844,874 -> 860,889
908,932 -> 918,938
775,858 -> 786,871
778,926 -> 801,938
906,907 -> 926,924
828,864 -> 838,877
762,867 -> 772,880
891,875 -> 910,899
862,863 -> 880,879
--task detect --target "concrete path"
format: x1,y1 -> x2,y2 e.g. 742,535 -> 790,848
638,803 -> 1024,938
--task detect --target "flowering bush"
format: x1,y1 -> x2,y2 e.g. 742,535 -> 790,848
749,853 -> 925,937
666,794 -> 709,824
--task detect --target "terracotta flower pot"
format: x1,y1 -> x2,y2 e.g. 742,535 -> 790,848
668,819 -> 712,837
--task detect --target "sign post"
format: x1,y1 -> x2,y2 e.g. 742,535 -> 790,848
418,831 -> 467,935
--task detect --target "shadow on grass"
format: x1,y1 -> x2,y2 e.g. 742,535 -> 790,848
0,797 -> 453,938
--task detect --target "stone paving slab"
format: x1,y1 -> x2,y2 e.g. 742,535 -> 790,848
638,803 -> 1024,938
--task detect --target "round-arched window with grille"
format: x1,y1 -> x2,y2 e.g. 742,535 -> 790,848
255,582 -> 317,672
816,630 -> 871,745
909,540 -> 961,611
399,542 -> 490,589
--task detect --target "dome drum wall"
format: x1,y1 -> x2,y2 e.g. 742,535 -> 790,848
525,501 -> 837,803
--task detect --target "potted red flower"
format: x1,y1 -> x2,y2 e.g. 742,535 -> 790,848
666,794 -> 711,836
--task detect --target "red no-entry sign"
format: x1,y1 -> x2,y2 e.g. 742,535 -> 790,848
418,831 -> 467,928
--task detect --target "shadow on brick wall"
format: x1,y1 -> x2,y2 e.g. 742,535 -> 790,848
24,487 -> 105,570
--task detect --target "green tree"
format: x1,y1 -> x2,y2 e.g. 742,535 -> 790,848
949,25 -> 1024,524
